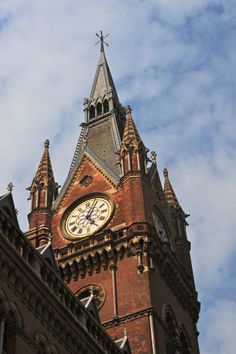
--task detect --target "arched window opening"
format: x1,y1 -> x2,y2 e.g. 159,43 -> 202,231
165,312 -> 176,339
103,99 -> 109,113
96,102 -> 102,116
89,105 -> 95,119
180,332 -> 191,354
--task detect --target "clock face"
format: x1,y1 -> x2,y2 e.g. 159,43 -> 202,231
152,212 -> 168,241
64,196 -> 112,239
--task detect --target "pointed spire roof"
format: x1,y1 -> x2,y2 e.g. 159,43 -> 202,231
34,140 -> 54,184
90,42 -> 119,104
163,168 -> 181,209
121,105 -> 142,149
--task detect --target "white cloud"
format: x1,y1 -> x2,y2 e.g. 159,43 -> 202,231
200,299 -> 236,354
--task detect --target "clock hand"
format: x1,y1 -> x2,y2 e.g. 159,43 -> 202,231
87,199 -> 97,218
87,217 -> 99,227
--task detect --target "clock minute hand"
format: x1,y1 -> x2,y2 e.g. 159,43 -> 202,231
87,199 -> 97,217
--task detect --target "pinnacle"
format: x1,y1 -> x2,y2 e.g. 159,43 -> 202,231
163,168 -> 181,209
35,140 -> 54,183
122,105 -> 142,147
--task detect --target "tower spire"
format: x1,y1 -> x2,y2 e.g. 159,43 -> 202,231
85,32 -> 120,119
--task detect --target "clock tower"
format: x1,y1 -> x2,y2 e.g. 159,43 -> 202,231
26,36 -> 200,354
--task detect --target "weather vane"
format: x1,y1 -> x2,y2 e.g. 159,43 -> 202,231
95,30 -> 109,52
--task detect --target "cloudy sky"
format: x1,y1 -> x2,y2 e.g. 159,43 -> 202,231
0,0 -> 236,352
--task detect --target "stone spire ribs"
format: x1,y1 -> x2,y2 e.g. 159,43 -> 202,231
27,140 -> 59,240
119,105 -> 149,176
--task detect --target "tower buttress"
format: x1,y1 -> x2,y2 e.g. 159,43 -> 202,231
26,140 -> 59,247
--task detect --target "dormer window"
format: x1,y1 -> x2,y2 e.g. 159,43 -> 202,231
97,102 -> 102,116
103,99 -> 109,113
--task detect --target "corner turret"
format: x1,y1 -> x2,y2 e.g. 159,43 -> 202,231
26,140 -> 59,247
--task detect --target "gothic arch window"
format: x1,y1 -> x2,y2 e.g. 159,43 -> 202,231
165,311 -> 177,339
96,102 -> 102,116
76,284 -> 105,310
163,304 -> 179,352
103,99 -> 109,113
179,326 -> 192,354
89,105 -> 95,119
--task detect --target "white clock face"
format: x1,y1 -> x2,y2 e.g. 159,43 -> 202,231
64,196 -> 112,239
152,212 -> 168,241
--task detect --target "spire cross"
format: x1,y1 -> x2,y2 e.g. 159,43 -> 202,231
95,30 -> 109,52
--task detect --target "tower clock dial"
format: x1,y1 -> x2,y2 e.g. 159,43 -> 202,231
152,211 -> 168,242
64,196 -> 112,239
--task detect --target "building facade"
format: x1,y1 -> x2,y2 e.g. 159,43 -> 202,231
2,37 -> 200,354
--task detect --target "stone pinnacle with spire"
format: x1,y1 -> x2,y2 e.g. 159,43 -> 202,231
119,105 -> 148,175
27,140 -> 59,212
163,168 -> 181,209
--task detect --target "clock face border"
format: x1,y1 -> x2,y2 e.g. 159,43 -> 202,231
61,193 -> 115,241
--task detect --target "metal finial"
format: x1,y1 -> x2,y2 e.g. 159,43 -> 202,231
163,168 -> 168,177
44,139 -> 49,149
124,328 -> 127,338
151,151 -> 157,162
95,30 -> 109,52
7,182 -> 14,192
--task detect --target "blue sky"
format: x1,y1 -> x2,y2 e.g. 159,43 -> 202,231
0,1 -> 236,352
